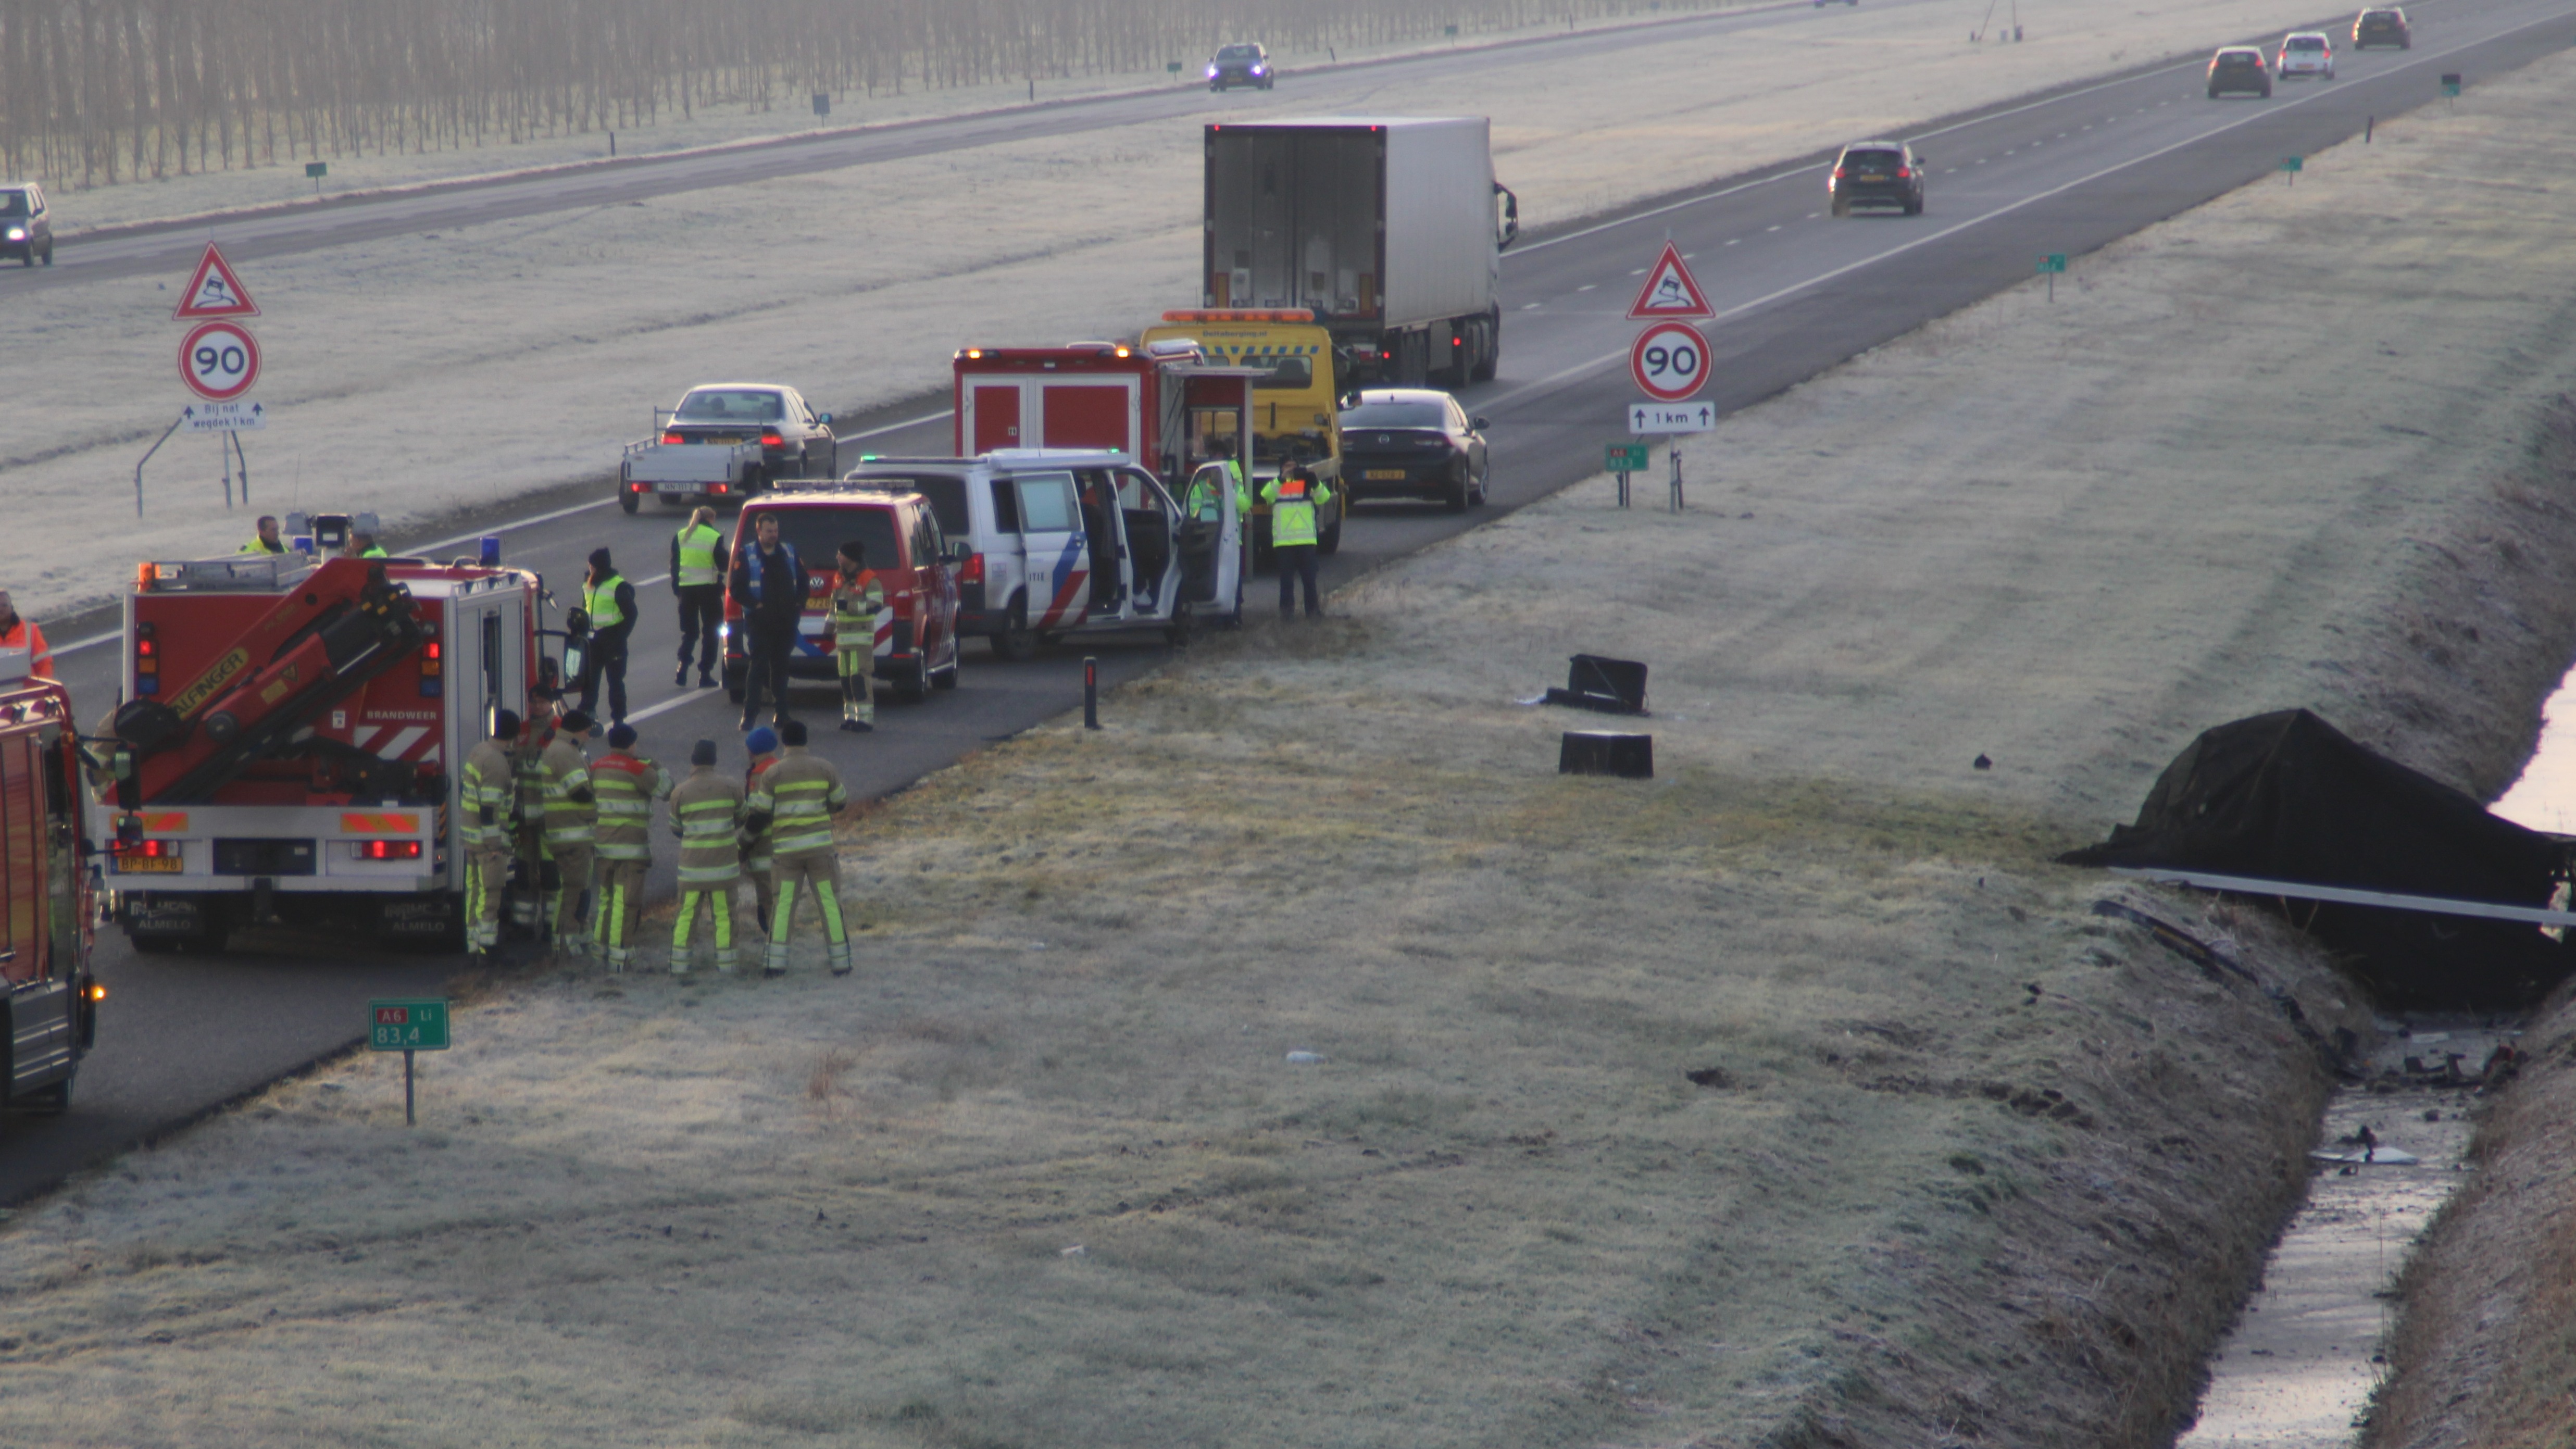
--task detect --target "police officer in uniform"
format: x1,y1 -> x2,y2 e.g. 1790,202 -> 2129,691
667,739 -> 745,974
730,513 -> 804,731
1259,466 -> 1332,619
577,548 -> 637,727
828,541 -> 885,733
740,726 -> 782,932
746,719 -> 853,977
459,710 -> 522,958
670,507 -> 729,689
536,710 -> 599,963
588,722 -> 671,970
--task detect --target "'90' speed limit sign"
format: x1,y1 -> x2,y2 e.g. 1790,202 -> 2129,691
179,320 -> 261,401
1629,321 -> 1708,403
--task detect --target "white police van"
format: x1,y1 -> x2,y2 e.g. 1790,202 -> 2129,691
840,451 -> 1242,656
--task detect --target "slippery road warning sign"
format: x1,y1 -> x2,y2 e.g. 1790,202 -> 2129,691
172,242 -> 260,320
1629,321 -> 1709,402
179,320 -> 262,401
1626,242 -> 1714,320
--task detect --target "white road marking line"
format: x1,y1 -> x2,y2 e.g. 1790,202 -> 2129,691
635,571 -> 670,586
1805,211 -> 1821,219
1477,55 -> 2449,418
1766,224 -> 1782,232
1577,283 -> 1598,291
1723,238 -> 1741,245
1521,301 -> 1542,309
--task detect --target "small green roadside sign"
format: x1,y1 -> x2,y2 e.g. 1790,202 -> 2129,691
304,161 -> 327,180
2440,72 -> 2462,96
2035,254 -> 2067,274
371,998 -> 448,1126
370,998 -> 449,1051
1607,443 -> 1650,471
2280,155 -> 2304,172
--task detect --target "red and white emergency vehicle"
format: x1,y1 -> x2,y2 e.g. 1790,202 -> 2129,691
94,547 -> 542,952
1,646 -> 101,1114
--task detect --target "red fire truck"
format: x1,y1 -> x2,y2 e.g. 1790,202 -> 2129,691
1,646 -> 102,1115
952,338 -> 1339,555
94,547 -> 543,953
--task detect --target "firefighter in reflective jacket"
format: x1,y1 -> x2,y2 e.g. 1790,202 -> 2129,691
828,541 -> 885,733
589,723 -> 672,970
537,709 -> 599,961
667,739 -> 744,974
1258,467 -> 1332,619
740,726 -> 782,930
746,718 -> 853,976
459,710 -> 523,957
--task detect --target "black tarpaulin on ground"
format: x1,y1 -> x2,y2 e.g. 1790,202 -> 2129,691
2060,709 -> 2574,1010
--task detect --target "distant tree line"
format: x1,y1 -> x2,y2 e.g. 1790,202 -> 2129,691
0,0 -> 1714,191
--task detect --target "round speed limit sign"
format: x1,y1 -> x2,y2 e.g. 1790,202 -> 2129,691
1629,320 -> 1709,403
179,320 -> 262,401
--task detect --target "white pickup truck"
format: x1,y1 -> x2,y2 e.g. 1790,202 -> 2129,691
618,382 -> 837,514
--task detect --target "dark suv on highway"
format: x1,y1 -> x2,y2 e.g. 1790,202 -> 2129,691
1828,142 -> 1926,217
1207,43 -> 1273,91
1,183 -> 52,267
2352,7 -> 2410,47
2207,47 -> 2273,97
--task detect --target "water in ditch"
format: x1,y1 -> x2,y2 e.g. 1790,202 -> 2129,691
2171,1019 -> 2515,1447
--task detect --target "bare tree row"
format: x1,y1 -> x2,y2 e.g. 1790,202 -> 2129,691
0,0 -> 1711,192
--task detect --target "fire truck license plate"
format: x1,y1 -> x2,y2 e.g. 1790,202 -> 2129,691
118,856 -> 182,873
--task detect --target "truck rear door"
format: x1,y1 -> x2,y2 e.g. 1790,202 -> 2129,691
1002,471 -> 1092,633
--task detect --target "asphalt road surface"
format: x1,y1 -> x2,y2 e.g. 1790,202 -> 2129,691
8,0 -> 2571,1202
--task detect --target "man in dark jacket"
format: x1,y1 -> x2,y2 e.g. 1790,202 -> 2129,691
576,547 -> 639,726
728,512 -> 803,731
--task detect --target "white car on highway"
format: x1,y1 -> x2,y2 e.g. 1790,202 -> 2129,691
2277,32 -> 2336,79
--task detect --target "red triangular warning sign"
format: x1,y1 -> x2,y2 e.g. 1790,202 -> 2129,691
172,243 -> 259,320
1625,242 -> 1714,320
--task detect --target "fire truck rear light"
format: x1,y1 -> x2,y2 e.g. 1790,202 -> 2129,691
136,677 -> 161,695
120,838 -> 176,858
423,641 -> 441,660
135,638 -> 155,658
354,840 -> 423,860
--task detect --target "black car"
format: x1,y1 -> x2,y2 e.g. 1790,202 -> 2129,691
1207,43 -> 1273,91
1,183 -> 53,267
1338,390 -> 1490,513
1828,142 -> 1925,217
2352,7 -> 2410,47
2207,46 -> 2273,97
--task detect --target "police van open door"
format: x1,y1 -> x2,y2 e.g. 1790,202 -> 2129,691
1175,461 -> 1243,629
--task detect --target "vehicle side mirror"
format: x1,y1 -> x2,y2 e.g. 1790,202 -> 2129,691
1471,416 -> 1490,430
818,413 -> 832,425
